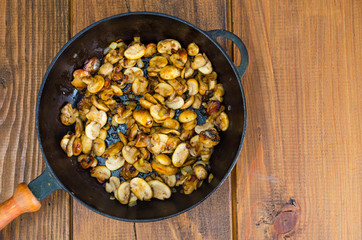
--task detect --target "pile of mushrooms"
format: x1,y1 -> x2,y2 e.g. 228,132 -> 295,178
60,36 -> 229,206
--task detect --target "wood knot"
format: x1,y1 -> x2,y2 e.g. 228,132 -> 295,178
272,198 -> 300,235
0,77 -> 6,89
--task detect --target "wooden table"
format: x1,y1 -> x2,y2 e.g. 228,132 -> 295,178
0,0 -> 361,239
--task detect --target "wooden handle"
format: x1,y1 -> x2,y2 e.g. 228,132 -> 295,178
0,183 -> 41,230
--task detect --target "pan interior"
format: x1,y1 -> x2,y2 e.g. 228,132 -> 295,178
38,13 -> 245,221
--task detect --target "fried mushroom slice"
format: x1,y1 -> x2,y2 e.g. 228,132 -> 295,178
93,138 -> 106,156
133,160 -> 152,173
130,177 -> 153,201
60,103 -> 79,126
199,128 -> 220,147
115,181 -> 131,204
60,133 -> 71,152
105,154 -> 125,171
150,105 -> 175,122
154,82 -> 175,97
162,118 -> 180,130
122,145 -> 142,164
191,53 -> 207,69
159,65 -> 181,80
98,62 -> 114,77
151,160 -> 178,175
90,166 -> 111,183
154,154 -> 172,165
193,162 -> 208,180
132,76 -> 148,95
186,79 -> 199,96
80,134 -> 93,154
165,96 -> 184,110
214,112 -> 229,131
172,143 -> 190,167
170,49 -> 188,69
82,75 -> 105,94
120,162 -> 139,180
159,174 -> 176,187
86,106 -> 107,127
148,180 -> 172,200
182,175 -> 199,195
105,176 -> 121,193
178,110 -> 197,123
133,109 -> 153,127
157,39 -> 181,54
123,67 -> 144,84
85,121 -> 102,140
83,57 -> 100,73
144,43 -> 157,58
124,42 -> 146,60
187,42 -> 199,56
102,141 -> 124,158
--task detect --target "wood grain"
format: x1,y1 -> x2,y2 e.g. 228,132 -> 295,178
232,0 -> 362,239
0,0 -> 70,239
70,1 -> 233,239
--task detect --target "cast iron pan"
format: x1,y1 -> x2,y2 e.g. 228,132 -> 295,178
0,12 -> 248,228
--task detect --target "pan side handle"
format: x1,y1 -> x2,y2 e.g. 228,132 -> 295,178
0,167 -> 61,230
206,29 -> 249,79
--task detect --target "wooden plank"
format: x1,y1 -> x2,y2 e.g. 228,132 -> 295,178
0,0 -> 70,239
71,1 -> 233,239
232,0 -> 362,239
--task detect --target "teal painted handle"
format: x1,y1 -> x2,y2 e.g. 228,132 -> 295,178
206,29 -> 249,78
28,167 -> 62,200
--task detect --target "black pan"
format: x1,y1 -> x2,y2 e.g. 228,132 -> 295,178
0,12 -> 248,226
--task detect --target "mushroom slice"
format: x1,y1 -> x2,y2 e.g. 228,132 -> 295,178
195,122 -> 214,134
152,94 -> 165,105
72,137 -> 82,156
66,135 -> 75,156
148,180 -> 171,200
130,177 -> 153,201
73,69 -> 91,79
119,58 -> 137,68
144,93 -> 158,104
164,136 -> 181,153
122,145 -> 142,164
86,106 -> 107,127
85,121 -> 102,140
198,78 -> 208,95
172,143 -> 190,167
150,105 -> 175,122
60,103 -> 79,126
179,129 -> 195,141
132,76 -> 148,95
155,154 -> 172,165
214,112 -> 229,131
115,181 -> 131,204
93,138 -> 106,156
157,39 -> 181,54
178,110 -> 197,123
139,98 -> 154,110
71,77 -> 87,90
165,96 -> 184,110
74,118 -> 83,138
60,134 -> 71,152
198,60 -> 213,75
98,62 -> 114,77
159,65 -> 181,80
187,79 -> 199,96
120,162 -> 139,180
193,163 -> 208,180
135,133 -> 151,148
83,57 -> 100,73
117,131 -> 128,146
80,134 -> 93,154
91,95 -> 109,112
181,59 -> 194,79
151,160 -> 178,175
144,43 -> 157,58
149,56 -> 168,69
162,118 -> 180,130
150,133 -> 169,154
170,49 -> 188,69
180,95 -> 195,110
133,109 -> 153,127
83,75 -> 105,94
123,67 -> 144,84
133,160 -> 152,173
102,141 -> 124,158
124,42 -> 146,60
154,82 -> 175,97
182,119 -> 197,131
90,166 -> 111,183
105,176 -> 121,193
187,42 -> 199,56
159,174 -> 176,187
78,154 -> 96,169
183,175 -> 199,195
105,154 -> 125,171
168,79 -> 187,96
199,128 -> 220,147
191,53 -> 207,69
192,93 -> 202,109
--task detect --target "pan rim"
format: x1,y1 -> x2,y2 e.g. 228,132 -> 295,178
35,11 -> 247,222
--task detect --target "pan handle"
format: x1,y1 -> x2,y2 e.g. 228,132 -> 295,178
0,167 -> 61,230
206,29 -> 249,78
